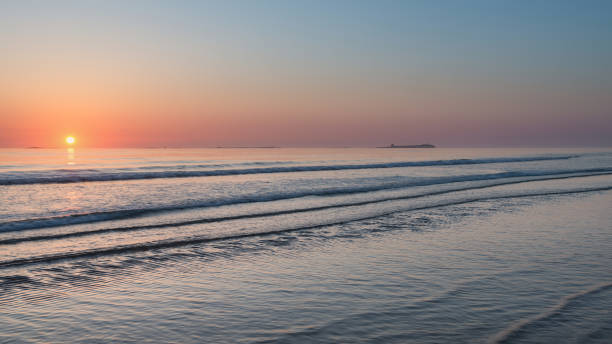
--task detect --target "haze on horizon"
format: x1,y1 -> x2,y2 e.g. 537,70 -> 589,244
1,0 -> 611,148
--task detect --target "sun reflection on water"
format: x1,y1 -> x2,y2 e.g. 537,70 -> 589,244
67,147 -> 75,165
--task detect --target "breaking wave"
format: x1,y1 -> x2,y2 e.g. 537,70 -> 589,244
1,185 -> 610,269
1,168 -> 608,233
0,154 -> 580,185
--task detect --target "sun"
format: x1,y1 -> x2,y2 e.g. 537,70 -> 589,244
65,136 -> 76,145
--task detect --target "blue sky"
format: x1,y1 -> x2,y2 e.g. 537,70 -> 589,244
1,0 -> 611,146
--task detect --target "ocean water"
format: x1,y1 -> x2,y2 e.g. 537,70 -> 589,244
0,147 -> 611,343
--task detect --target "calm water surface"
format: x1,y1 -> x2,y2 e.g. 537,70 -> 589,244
1,148 -> 611,343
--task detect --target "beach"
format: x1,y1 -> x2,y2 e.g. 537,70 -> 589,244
1,148 -> 611,343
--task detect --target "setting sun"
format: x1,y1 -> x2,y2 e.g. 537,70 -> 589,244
65,136 -> 75,145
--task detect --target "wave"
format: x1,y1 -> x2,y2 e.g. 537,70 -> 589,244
0,154 -> 580,185
0,185 -> 610,269
2,171 -> 611,245
112,160 -> 308,171
489,282 -> 612,344
1,168 -> 608,233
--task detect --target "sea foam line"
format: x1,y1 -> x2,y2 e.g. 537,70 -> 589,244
0,154 -> 580,185
1,168 -> 608,233
1,171 -> 610,245
489,282 -> 612,344
0,185 -> 610,269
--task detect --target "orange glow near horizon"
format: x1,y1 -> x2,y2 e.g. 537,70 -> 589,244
0,2 -> 610,148
65,136 -> 76,145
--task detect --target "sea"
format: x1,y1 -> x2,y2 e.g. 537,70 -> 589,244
1,147 -> 611,343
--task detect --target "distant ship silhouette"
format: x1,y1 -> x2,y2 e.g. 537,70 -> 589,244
378,144 -> 435,148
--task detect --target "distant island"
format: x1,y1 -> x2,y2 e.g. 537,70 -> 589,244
377,144 -> 435,148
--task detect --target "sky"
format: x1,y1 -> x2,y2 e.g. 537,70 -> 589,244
1,0 -> 611,147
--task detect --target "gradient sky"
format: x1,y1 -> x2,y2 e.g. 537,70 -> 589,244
1,0 -> 611,147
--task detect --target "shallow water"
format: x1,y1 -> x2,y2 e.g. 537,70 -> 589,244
1,148 -> 611,343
